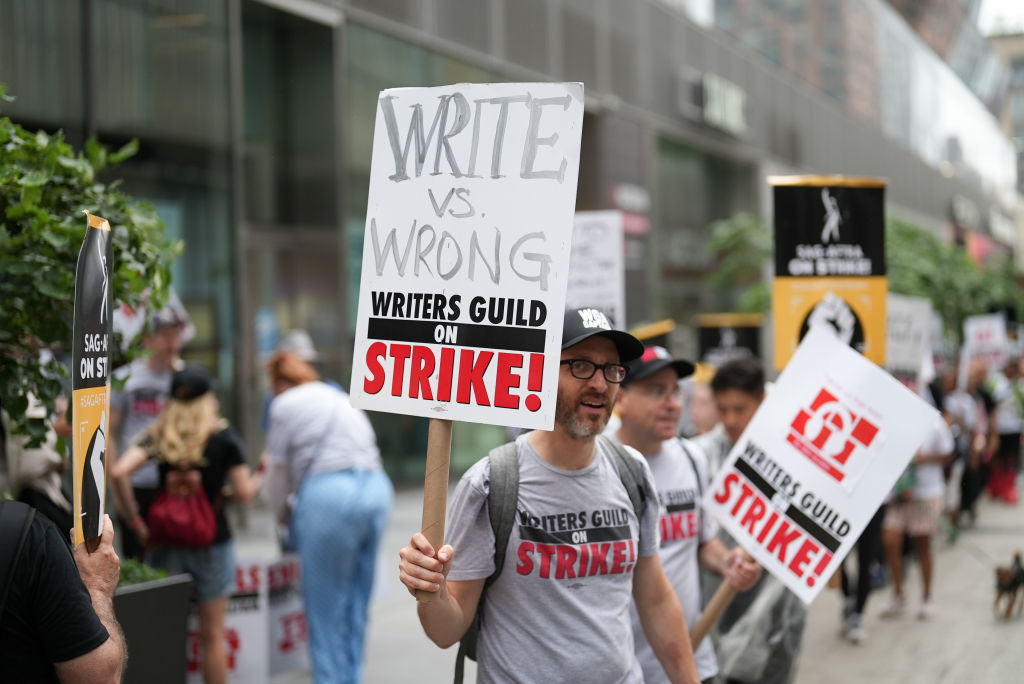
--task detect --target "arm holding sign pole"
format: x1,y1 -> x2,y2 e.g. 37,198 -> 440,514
690,541 -> 760,649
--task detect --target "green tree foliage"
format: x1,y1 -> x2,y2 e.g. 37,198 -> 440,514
707,212 -> 772,314
706,212 -> 1022,344
0,86 -> 181,443
886,218 -> 1022,342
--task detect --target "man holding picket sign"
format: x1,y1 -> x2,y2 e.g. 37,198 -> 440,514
611,345 -> 761,683
399,308 -> 700,683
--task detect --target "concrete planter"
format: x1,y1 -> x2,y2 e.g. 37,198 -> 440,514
114,573 -> 193,684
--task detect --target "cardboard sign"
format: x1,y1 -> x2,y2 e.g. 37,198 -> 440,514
770,176 -> 887,369
963,312 -> 1008,370
349,82 -> 585,430
566,211 -> 626,326
703,327 -> 938,604
187,560 -> 269,684
696,313 -> 763,366
886,294 -> 932,376
72,212 -> 113,548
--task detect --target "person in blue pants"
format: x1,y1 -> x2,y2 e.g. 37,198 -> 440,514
265,351 -> 393,683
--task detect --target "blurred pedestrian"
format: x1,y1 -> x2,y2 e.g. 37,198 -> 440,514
612,345 -> 761,683
837,505 -> 885,644
111,367 -> 263,684
3,393 -> 73,535
986,355 -> 1022,503
264,351 -> 393,684
109,305 -> 187,559
959,357 -> 997,526
688,380 -> 719,437
880,411 -> 954,620
1,503 -> 126,682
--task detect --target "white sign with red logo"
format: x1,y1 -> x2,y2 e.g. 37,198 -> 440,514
702,326 -> 939,604
187,560 -> 268,684
185,557 -> 310,683
566,211 -> 626,327
268,555 -> 310,675
963,312 -> 1008,371
349,82 -> 585,430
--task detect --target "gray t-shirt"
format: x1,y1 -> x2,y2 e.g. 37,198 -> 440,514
629,437 -> 718,682
446,434 -> 660,684
111,359 -> 172,489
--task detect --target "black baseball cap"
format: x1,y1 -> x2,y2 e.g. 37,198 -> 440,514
623,345 -> 695,385
561,308 -> 644,363
170,367 -> 213,402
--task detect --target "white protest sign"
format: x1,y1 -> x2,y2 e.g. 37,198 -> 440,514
349,82 -> 585,430
963,312 -> 1008,371
885,293 -> 932,376
187,560 -> 268,684
702,326 -> 938,604
566,211 -> 626,326
267,555 -> 310,676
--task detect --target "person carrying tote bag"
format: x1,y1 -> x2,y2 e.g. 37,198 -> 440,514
264,351 -> 394,684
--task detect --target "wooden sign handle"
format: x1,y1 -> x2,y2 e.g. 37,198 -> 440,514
416,418 -> 453,602
689,580 -> 738,650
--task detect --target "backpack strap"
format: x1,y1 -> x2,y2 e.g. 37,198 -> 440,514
599,434 -> 646,522
0,500 -> 36,620
485,442 -> 520,587
454,441 -> 519,684
678,438 -> 703,498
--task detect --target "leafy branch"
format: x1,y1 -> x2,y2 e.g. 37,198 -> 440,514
0,84 -> 182,443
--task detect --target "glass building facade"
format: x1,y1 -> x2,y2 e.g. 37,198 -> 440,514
1,0 -> 1016,481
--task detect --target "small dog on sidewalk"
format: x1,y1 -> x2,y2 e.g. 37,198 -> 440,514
994,552 -> 1024,619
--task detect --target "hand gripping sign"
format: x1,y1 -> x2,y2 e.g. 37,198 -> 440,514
73,211 -> 114,550
349,82 -> 584,597
702,326 -> 938,605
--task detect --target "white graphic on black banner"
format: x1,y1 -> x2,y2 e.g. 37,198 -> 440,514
821,189 -> 841,243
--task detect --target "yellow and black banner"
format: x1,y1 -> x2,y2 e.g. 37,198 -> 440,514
770,176 -> 887,370
72,211 -> 113,549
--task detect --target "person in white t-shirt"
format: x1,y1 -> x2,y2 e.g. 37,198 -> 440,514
399,308 -> 701,683
613,346 -> 761,684
880,411 -> 954,620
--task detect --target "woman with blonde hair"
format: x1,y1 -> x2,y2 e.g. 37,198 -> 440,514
112,367 -> 262,684
264,350 -> 393,683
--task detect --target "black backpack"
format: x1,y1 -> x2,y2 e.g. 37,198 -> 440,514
453,434 -> 647,683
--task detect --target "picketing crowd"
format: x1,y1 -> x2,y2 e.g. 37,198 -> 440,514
400,306 -> 1024,684
2,304 -> 1021,684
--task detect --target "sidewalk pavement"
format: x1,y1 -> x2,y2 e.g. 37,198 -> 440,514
231,481 -> 1024,684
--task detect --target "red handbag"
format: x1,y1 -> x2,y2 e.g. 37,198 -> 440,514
147,468 -> 217,548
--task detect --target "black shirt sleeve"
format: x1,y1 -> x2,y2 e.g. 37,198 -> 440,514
29,514 -> 110,664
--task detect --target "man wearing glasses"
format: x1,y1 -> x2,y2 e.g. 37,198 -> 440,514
400,308 -> 700,683
612,346 -> 761,684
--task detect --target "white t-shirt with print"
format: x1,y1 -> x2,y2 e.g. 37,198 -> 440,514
446,433 -> 661,684
629,437 -> 719,683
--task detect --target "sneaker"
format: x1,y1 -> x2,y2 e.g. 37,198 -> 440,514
880,594 -> 906,618
845,613 -> 867,644
840,596 -> 856,635
918,600 -> 936,620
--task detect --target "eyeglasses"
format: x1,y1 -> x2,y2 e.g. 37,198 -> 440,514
560,359 -> 628,383
631,383 -> 685,403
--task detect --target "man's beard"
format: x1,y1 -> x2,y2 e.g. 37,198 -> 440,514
555,388 -> 612,439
